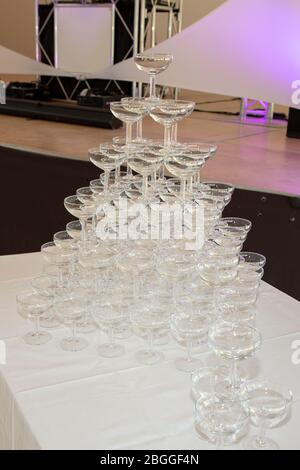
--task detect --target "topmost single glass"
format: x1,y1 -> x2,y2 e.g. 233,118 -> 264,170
134,53 -> 173,102
134,53 -> 173,75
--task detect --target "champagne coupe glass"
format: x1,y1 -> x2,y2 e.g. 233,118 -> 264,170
31,274 -> 61,329
165,152 -> 207,201
209,321 -> 262,396
217,284 -> 259,324
89,147 -> 125,194
150,100 -> 195,149
55,290 -> 89,352
243,380 -> 293,450
134,53 -> 173,102
196,184 -> 233,208
93,297 -> 127,358
77,186 -> 100,233
240,252 -> 266,271
16,291 -> 52,345
131,305 -> 170,365
157,248 -> 199,303
216,218 -> 252,242
201,181 -> 234,198
54,230 -> 77,250
121,97 -> 153,144
195,396 -> 249,449
64,195 -> 97,243
199,241 -> 241,313
110,101 -> 149,150
189,144 -> 218,184
41,241 -> 77,288
76,186 -> 96,204
191,365 -> 230,402
237,266 -> 264,288
175,144 -> 212,191
127,149 -> 164,198
78,241 -> 117,293
99,143 -> 129,186
171,310 -> 213,372
66,220 -> 93,242
54,231 -> 78,276
210,228 -> 244,254
196,198 -> 223,240
116,246 -> 155,299
90,179 -> 105,196
77,242 -> 117,334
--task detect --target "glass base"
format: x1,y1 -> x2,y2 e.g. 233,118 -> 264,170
244,436 -> 280,450
76,319 -> 98,334
114,327 -> 132,340
40,314 -> 61,329
132,137 -> 152,144
154,334 -> 169,346
24,330 -> 51,346
61,336 -> 88,352
175,357 -> 204,373
97,343 -> 125,358
215,378 -> 246,400
135,349 -> 164,366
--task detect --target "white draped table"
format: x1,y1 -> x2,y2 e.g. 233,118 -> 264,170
0,252 -> 299,450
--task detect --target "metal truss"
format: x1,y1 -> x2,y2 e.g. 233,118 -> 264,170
138,0 -> 183,98
240,98 -> 274,122
35,0 -> 184,100
35,0 -> 139,99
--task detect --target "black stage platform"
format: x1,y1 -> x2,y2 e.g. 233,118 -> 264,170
0,98 -> 122,129
1,145 -> 299,300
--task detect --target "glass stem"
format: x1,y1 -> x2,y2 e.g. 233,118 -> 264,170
126,122 -> 133,145
92,214 -> 97,233
109,327 -> 114,346
172,280 -> 176,303
149,74 -> 156,100
115,165 -> 120,184
137,120 -> 143,140
216,435 -> 224,451
133,278 -> 140,300
72,321 -> 76,343
35,316 -> 40,335
257,420 -> 267,447
164,125 -> 172,148
180,178 -> 186,201
172,123 -> 178,143
104,170 -> 110,194
147,331 -> 153,353
231,358 -> 239,390
212,287 -> 218,317
58,267 -> 64,288
159,163 -> 165,181
80,218 -> 87,243
187,340 -> 193,363
142,174 -> 148,197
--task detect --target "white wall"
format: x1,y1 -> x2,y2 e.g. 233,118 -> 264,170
0,0 -> 226,80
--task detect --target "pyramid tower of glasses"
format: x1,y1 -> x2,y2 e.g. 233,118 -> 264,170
17,53 -> 293,450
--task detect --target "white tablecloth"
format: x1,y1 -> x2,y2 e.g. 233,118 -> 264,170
0,252 -> 299,450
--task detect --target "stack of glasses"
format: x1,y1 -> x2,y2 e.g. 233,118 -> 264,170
16,53 -> 293,450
